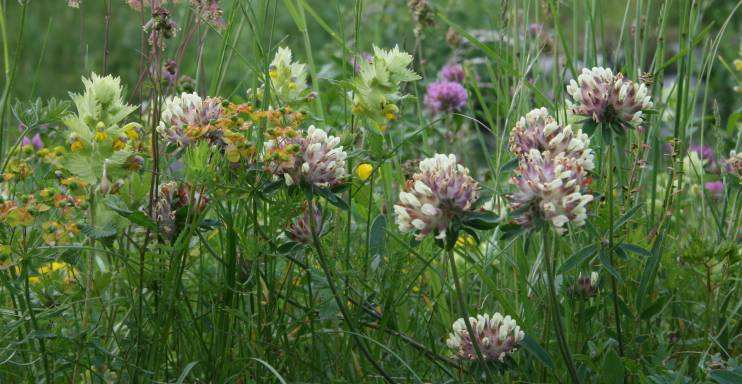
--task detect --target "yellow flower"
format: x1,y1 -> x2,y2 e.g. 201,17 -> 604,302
735,59 -> 742,71
456,234 -> 476,248
70,139 -> 84,152
112,139 -> 126,150
356,163 -> 373,181
94,130 -> 108,142
124,126 -> 139,141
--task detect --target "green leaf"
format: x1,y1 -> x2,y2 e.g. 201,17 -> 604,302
521,335 -> 554,369
640,295 -> 672,320
618,243 -> 650,257
499,157 -> 519,173
710,367 -> 742,384
559,244 -> 598,273
615,204 -> 642,230
462,211 -> 501,230
315,188 -> 349,211
498,223 -> 526,241
103,196 -> 157,230
599,248 -> 623,284
368,215 -> 387,259
601,349 -> 625,384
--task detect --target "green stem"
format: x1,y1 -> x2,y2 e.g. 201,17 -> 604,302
307,201 -> 395,384
606,136 -> 625,356
446,247 -> 494,382
542,226 -> 580,383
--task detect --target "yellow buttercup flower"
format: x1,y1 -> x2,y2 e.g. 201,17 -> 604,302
356,163 -> 374,181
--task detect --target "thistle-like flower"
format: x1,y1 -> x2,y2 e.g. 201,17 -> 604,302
424,81 -> 468,115
508,150 -> 593,234
158,92 -> 223,148
566,67 -> 653,130
508,107 -> 594,170
440,63 -> 465,83
394,154 -> 479,240
264,126 -> 348,188
446,312 -> 525,362
287,202 -> 328,245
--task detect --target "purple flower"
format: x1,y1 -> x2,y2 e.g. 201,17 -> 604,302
21,134 -> 44,150
440,63 -> 465,83
424,81 -> 467,114
704,181 -> 724,199
31,134 -> 44,150
690,145 -> 716,164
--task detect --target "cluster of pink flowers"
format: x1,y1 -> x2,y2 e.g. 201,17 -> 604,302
158,92 -> 223,148
446,312 -> 525,362
394,154 -> 479,240
566,67 -> 653,129
264,126 -> 348,189
424,63 -> 468,115
507,108 -> 594,234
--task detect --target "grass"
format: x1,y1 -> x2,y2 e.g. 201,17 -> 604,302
0,0 -> 740,383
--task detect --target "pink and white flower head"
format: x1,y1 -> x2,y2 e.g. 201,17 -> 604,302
287,202 -> 328,244
394,154 -> 479,240
508,150 -> 593,234
722,150 -> 742,178
566,67 -> 653,129
264,126 -> 348,188
446,312 -> 525,362
158,92 -> 223,147
509,107 -> 594,171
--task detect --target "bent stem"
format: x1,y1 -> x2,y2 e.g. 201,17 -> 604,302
542,226 -> 580,383
307,201 -> 396,384
446,246 -> 493,382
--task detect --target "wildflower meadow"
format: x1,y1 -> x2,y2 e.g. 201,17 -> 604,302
0,0 -> 740,382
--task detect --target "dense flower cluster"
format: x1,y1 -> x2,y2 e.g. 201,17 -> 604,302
287,202 -> 328,245
723,150 -> 742,178
394,154 -> 479,240
152,182 -> 208,241
508,107 -> 594,170
159,92 -> 223,148
566,67 -> 653,129
446,312 -> 525,361
264,126 -> 348,188
569,271 -> 599,299
425,62 -> 468,115
507,108 -> 594,234
424,81 -> 468,115
440,63 -> 465,83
